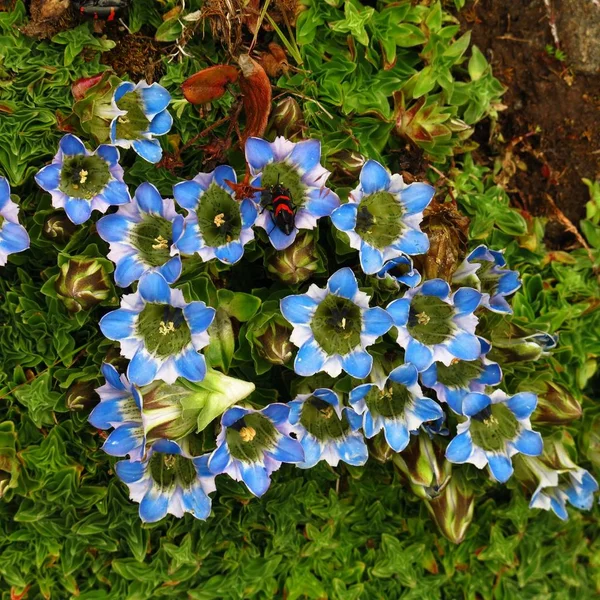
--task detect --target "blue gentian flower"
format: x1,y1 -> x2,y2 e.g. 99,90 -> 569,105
280,267 -> 393,378
387,279 -> 482,372
330,159 -> 432,274
347,363 -> 443,452
99,272 -> 215,386
445,390 -> 543,483
452,245 -> 521,314
97,182 -> 184,287
108,80 -> 173,164
376,254 -> 421,288
421,337 -> 502,415
173,165 -> 257,265
0,177 -> 30,266
207,404 -> 305,497
288,388 -> 368,468
35,134 -> 131,225
115,439 -> 216,523
245,136 -> 340,250
89,363 -> 146,460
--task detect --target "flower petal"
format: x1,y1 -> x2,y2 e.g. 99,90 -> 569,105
305,187 -> 340,218
335,433 -> 368,466
389,363 -> 419,386
59,134 -> 86,156
115,459 -> 145,483
115,255 -> 146,288
512,429 -> 543,456
396,229 -> 430,256
446,332 -> 481,361
208,443 -> 231,474
173,180 -> 202,211
35,164 -> 61,191
128,348 -> 160,386
400,182 -> 434,215
135,182 -> 163,215
139,487 -> 170,523
102,424 -> 143,456
289,138 -> 321,173
280,294 -> 318,325
453,288 -> 482,315
100,180 -> 131,206
99,309 -> 137,340
268,436 -> 305,463
140,83 -> 171,117
183,302 -> 215,333
239,462 -> 271,497
132,139 -> 162,164
487,454 -> 513,483
412,398 -> 443,422
405,338 -> 434,372
148,109 -> 173,136
245,137 -> 274,172
421,279 -> 450,298
342,349 -> 373,379
267,221 -> 297,250
297,435 -> 323,469
96,213 -> 132,243
138,272 -> 171,304
181,482 -> 212,519
294,338 -> 326,376
383,420 -> 410,452
462,392 -> 491,417
174,348 -> 207,382
64,198 -> 92,225
214,240 -> 244,264
327,267 -> 358,299
386,298 -> 410,326
360,159 -> 390,194
506,392 -> 537,420
445,432 -> 473,463
96,144 -> 119,166
360,242 -> 385,275
213,165 -> 237,191
0,223 -> 29,255
330,203 -> 358,231
158,256 -> 182,284
362,306 -> 393,338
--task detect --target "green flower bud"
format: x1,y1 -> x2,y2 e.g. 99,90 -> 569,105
66,380 -> 98,411
42,215 -> 77,243
583,414 -> 600,470
368,432 -> 396,463
54,257 -> 113,313
394,435 -> 452,500
531,381 -> 582,425
425,470 -> 474,544
266,230 -> 321,285
326,149 -> 366,185
487,322 -> 556,364
269,97 -> 305,139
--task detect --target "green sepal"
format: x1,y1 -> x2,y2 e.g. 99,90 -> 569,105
204,309 -> 235,373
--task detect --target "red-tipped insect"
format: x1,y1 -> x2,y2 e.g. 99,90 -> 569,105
261,183 -> 296,236
74,0 -> 129,20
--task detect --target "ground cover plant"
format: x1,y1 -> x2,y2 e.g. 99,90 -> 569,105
0,0 -> 599,598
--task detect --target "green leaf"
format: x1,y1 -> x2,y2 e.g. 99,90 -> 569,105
469,45 -> 489,81
155,17 -> 183,42
217,289 -> 261,322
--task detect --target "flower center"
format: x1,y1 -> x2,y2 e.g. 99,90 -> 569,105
196,183 -> 242,246
149,453 -> 197,489
59,155 -> 110,200
226,413 -> 278,462
389,262 -> 411,279
472,259 -> 502,297
435,360 -> 484,389
364,381 -> 412,419
354,191 -> 404,249
311,295 -> 362,356
407,295 -> 455,346
261,161 -> 306,208
136,304 -> 192,358
115,91 -> 150,141
299,396 -> 349,440
131,215 -> 173,267
469,403 -> 519,452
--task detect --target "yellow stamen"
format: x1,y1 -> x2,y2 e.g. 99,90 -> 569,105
416,312 -> 430,325
79,169 -> 88,184
239,426 -> 256,442
164,455 -> 176,469
341,317 -> 347,329
152,235 -> 169,250
213,212 -> 226,227
451,358 -> 461,365
118,116 -> 130,124
159,321 -> 175,335
72,184 -> 79,190
484,416 -> 499,427
320,406 -> 334,419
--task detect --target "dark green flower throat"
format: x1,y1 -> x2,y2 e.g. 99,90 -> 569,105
226,413 -> 278,463
131,215 -> 173,267
149,453 -> 196,489
364,381 -> 412,419
469,403 -> 519,452
311,295 -> 362,355
355,191 -> 404,249
407,295 -> 455,346
59,155 -> 110,199
197,183 -> 242,246
436,360 -> 484,388
137,304 -> 192,358
299,396 -> 349,441
115,91 -> 150,141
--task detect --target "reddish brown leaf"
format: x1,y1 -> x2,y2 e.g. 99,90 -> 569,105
181,65 -> 239,105
238,54 -> 272,142
71,73 -> 104,101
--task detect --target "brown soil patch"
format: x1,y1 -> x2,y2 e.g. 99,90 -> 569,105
101,33 -> 163,82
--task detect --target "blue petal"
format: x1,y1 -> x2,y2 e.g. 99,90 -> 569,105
158,256 -> 182,284
115,255 -> 146,288
135,182 -> 163,215
99,309 -> 137,340
101,363 -> 126,391
396,229 -> 430,255
421,279 -> 451,298
360,159 -> 390,194
400,182 -> 435,215
0,223 -> 29,254
140,83 -> 171,117
208,443 -> 231,474
174,348 -> 207,382
128,349 -> 159,386
245,137 -> 274,171
215,241 -> 244,264
213,165 -> 237,191
173,180 -> 202,211
0,177 -> 9,206
512,429 -> 543,456
348,383 -> 373,406
342,349 -> 373,379
100,180 -> 130,206
550,496 -> 569,520
389,363 -> 418,387
294,338 -> 326,376
445,432 -> 473,463
172,214 -> 184,244
383,420 -> 410,452
327,267 -> 359,299
132,139 -> 162,164
181,483 -> 211,519
453,288 -> 482,315
479,363 -> 502,385
360,242 -> 384,275
239,462 -> 271,497
386,298 -> 410,326
262,403 -> 289,425
115,459 -> 145,483
183,302 -> 215,334
412,398 -> 443,422
153,439 -> 182,454
446,333 -> 481,361
405,338 -> 434,372
267,220 -> 297,250
35,164 -> 61,191
174,220 -> 202,254
59,134 -> 86,156
240,198 -> 257,228
313,388 -> 339,407
192,454 -> 212,478
335,433 -> 368,466
467,245 -> 488,262
139,488 -> 169,523
305,187 -> 339,218
148,110 -> 173,136
96,213 -> 131,243
289,138 -> 321,173
89,399 -> 124,429
487,454 -> 513,483
445,388 -> 467,415
420,364 -> 437,388
102,424 -> 143,456
95,144 -> 119,167
222,407 -> 250,427
280,294 -> 318,325
298,435 -> 323,469
115,81 -> 135,102
268,436 -> 305,463
64,198 -> 92,225
346,408 -> 363,431
138,272 -> 171,303
497,271 -> 521,295
330,203 -> 357,231
462,392 -> 491,417
488,295 -> 512,314
362,306 -> 393,338
506,392 -> 537,420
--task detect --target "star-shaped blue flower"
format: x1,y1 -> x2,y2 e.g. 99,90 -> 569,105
99,272 -> 215,386
331,159 -> 433,274
376,254 -> 421,288
281,267 -> 393,378
245,136 -> 340,250
35,134 -> 131,225
0,177 -> 30,266
97,182 -> 184,287
173,165 -> 257,265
